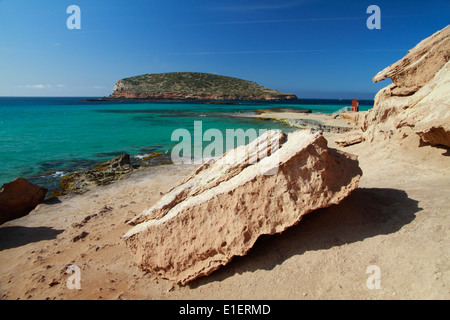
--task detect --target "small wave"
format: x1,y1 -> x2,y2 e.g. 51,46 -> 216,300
50,171 -> 67,178
133,154 -> 149,160
133,153 -> 157,160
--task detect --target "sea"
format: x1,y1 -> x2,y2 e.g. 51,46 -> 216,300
0,97 -> 373,192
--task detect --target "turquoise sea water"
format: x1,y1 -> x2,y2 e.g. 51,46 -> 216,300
0,97 -> 373,191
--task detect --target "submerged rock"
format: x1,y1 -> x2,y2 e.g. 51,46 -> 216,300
0,178 -> 47,225
123,130 -> 362,285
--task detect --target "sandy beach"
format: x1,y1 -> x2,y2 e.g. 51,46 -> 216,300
1,127 -> 448,300
1,1 -> 448,304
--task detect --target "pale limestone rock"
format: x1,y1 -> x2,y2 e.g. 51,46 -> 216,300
128,130 -> 285,226
373,26 -> 450,96
339,111 -> 367,127
363,26 -> 450,147
123,130 -> 362,284
407,62 -> 450,147
335,132 -> 365,147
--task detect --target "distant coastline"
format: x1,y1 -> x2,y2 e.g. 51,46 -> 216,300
109,72 -> 298,101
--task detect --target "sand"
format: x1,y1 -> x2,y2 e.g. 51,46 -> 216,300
254,111 -> 356,130
0,129 -> 449,300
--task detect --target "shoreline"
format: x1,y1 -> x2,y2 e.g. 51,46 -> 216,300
8,107 -> 319,197
24,151 -> 174,199
1,129 -> 448,299
248,110 -> 358,133
9,107 -> 356,197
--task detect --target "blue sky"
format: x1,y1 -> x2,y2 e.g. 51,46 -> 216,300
0,0 -> 449,99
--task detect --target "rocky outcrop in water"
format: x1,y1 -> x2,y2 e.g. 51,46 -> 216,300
55,153 -> 133,196
0,178 -> 47,225
123,130 -> 362,284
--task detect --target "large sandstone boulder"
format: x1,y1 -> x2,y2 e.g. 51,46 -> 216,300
362,25 -> 450,147
124,130 -> 362,284
0,178 -> 47,225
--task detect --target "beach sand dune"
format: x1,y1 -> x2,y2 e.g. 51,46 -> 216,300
0,133 -> 448,300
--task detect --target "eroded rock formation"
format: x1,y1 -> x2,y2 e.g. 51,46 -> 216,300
123,130 -> 362,284
356,25 -> 450,148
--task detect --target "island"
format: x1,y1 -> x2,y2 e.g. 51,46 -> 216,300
109,72 -> 298,101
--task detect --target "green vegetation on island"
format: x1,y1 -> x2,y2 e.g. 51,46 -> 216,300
110,72 -> 297,101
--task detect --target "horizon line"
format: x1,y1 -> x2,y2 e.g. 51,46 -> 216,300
0,95 -> 376,100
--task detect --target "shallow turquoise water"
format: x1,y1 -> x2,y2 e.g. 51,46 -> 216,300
0,97 -> 373,190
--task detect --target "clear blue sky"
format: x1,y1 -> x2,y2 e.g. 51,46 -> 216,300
0,0 -> 449,99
